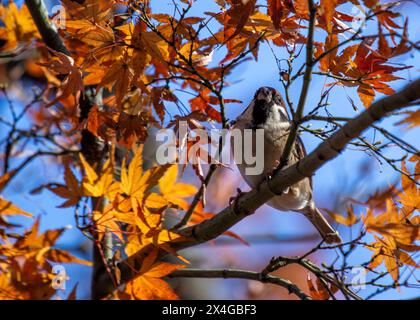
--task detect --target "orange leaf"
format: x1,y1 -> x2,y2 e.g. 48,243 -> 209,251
46,249 -> 92,266
320,0 -> 338,33
124,250 -> 185,300
396,109 -> 420,129
159,164 -> 197,210
223,0 -> 257,41
268,0 -> 285,30
324,206 -> 358,226
307,274 -> 331,300
0,197 -> 32,217
357,85 -> 375,108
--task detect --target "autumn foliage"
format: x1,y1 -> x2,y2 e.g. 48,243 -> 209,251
0,0 -> 418,300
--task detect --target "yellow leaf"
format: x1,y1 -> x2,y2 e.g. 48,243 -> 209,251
159,165 -> 197,209
48,163 -> 83,208
46,249 -> 92,266
324,206 -> 358,226
141,31 -> 169,63
0,2 -> 39,51
0,197 -> 31,217
120,147 -> 145,197
81,158 -> 114,198
79,154 -> 98,184
143,193 -> 168,209
368,223 -> 419,245
124,250 -> 184,300
358,85 -> 375,108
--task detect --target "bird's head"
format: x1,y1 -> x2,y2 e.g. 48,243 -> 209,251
252,86 -> 288,127
254,86 -> 276,103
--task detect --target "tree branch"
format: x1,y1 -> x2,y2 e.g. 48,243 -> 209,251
277,0 -> 316,170
93,78 -> 420,299
24,0 -> 69,55
169,268 -> 311,300
264,256 -> 363,300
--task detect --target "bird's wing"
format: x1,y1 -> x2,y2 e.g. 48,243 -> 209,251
293,136 -> 313,187
232,101 -> 254,129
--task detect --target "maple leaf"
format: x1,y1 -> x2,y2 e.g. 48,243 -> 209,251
179,138 -> 216,182
124,249 -> 185,300
223,0 -> 257,41
13,218 -> 63,253
397,161 -> 420,214
151,87 -> 178,123
324,206 -> 359,226
363,0 -> 379,9
116,147 -> 175,229
116,111 -> 150,148
362,168 -> 419,247
267,0 -> 290,30
80,155 -> 115,199
0,2 -> 39,51
119,147 -> 153,199
189,89 -> 222,122
318,35 -> 410,108
10,218 -> 91,267
368,223 -> 419,246
85,104 -> 118,141
7,259 -> 56,300
159,164 -> 197,210
356,185 -> 398,210
98,52 -> 134,107
306,273 -> 338,300
93,206 -> 124,242
167,110 -> 209,133
320,0 -> 339,33
80,25 -> 123,63
46,162 -> 83,208
294,0 -> 309,17
122,202 -> 188,263
396,109 -> 420,129
39,49 -> 84,108
141,31 -> 170,64
0,273 -> 23,300
62,0 -> 113,34
45,249 -> 92,266
141,227 -> 185,253
366,235 -> 419,283
0,198 -> 31,217
318,34 -> 339,72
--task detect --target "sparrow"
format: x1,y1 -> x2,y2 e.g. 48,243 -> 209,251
231,86 -> 342,244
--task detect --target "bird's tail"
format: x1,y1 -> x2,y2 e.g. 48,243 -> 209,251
301,206 -> 342,244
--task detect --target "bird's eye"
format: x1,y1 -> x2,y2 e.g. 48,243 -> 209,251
271,88 -> 278,97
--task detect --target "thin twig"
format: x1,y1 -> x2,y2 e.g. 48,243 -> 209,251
169,268 -> 311,300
